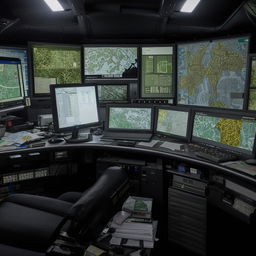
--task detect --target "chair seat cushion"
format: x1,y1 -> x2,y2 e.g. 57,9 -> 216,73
0,244 -> 45,256
0,201 -> 64,252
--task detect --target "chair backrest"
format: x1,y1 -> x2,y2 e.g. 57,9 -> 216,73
67,166 -> 130,240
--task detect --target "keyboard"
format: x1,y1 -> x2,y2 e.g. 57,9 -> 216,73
187,144 -> 238,163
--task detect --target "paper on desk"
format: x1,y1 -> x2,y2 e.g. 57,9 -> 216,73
159,141 -> 183,151
136,140 -> 159,148
1,131 -> 43,145
221,161 -> 256,176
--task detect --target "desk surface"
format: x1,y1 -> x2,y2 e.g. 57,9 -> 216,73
0,135 -> 256,185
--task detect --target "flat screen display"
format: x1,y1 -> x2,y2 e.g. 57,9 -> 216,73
84,47 -> 137,79
192,112 -> 256,154
54,85 -> 99,129
141,46 -> 173,98
0,58 -> 24,104
97,84 -> 128,102
0,47 -> 28,94
177,36 -> 249,109
108,107 -> 152,130
32,44 -> 82,95
156,108 -> 189,138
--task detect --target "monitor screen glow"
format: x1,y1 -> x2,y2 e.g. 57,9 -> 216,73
53,85 -> 99,130
108,107 -> 152,131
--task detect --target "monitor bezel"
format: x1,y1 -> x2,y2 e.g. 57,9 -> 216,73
105,104 -> 154,133
83,44 -> 139,80
154,105 -> 191,141
0,57 -> 25,110
176,34 -> 251,111
0,45 -> 29,94
139,44 -> 176,99
244,53 -> 256,111
191,109 -> 256,157
28,41 -> 83,98
50,83 -> 100,133
92,81 -> 130,105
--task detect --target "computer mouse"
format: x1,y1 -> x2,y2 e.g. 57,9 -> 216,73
245,159 -> 256,165
48,137 -> 64,144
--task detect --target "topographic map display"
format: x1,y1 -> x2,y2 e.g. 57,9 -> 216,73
33,45 -> 81,94
84,47 -> 137,78
98,85 -> 127,101
248,57 -> 256,110
157,109 -> 188,137
109,107 -> 151,130
177,37 -> 249,109
141,47 -> 173,98
249,89 -> 256,110
0,62 -> 21,102
0,48 -> 28,92
193,114 -> 256,151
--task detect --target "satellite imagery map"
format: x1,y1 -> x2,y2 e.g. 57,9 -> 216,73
33,45 -> 81,93
177,37 -> 249,109
98,85 -> 127,101
249,89 -> 256,110
141,46 -> 173,98
193,114 -> 256,151
0,62 -> 21,102
157,109 -> 188,137
109,108 -> 151,130
84,47 -> 137,77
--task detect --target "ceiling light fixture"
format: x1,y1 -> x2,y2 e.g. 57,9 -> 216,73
180,0 -> 200,13
44,0 -> 64,12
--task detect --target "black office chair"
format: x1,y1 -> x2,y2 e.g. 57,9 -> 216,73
0,166 -> 129,254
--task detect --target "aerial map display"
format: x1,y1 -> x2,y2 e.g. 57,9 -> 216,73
193,113 -> 256,152
141,47 -> 173,98
0,47 -> 28,93
248,57 -> 256,110
32,44 -> 81,94
98,85 -> 128,102
0,60 -> 23,102
84,47 -> 137,78
177,37 -> 249,109
157,109 -> 188,137
109,107 -> 151,130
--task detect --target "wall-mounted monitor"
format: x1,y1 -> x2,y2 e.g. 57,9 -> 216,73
30,43 -> 82,96
247,54 -> 256,110
84,46 -> 138,79
192,111 -> 256,156
155,106 -> 190,140
177,36 -> 249,109
102,105 -> 153,141
95,81 -> 129,104
0,57 -> 25,117
0,46 -> 28,95
50,84 -> 99,143
140,46 -> 174,98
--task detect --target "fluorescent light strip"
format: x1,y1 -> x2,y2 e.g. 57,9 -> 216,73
44,0 -> 64,12
180,0 -> 200,13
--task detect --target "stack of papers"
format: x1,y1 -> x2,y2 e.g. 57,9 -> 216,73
109,220 -> 158,248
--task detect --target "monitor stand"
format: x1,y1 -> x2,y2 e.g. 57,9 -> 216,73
65,127 -> 92,143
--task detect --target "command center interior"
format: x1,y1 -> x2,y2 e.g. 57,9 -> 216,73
1,1 -> 256,256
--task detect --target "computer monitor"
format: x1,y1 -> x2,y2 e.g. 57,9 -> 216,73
0,46 -> 28,95
103,105 -> 153,141
84,46 -> 138,79
140,45 -> 174,98
96,82 -> 129,103
247,54 -> 256,110
177,35 -> 249,109
50,84 -> 99,143
155,107 -> 190,140
192,111 -> 256,156
30,43 -> 82,96
0,57 -> 25,118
